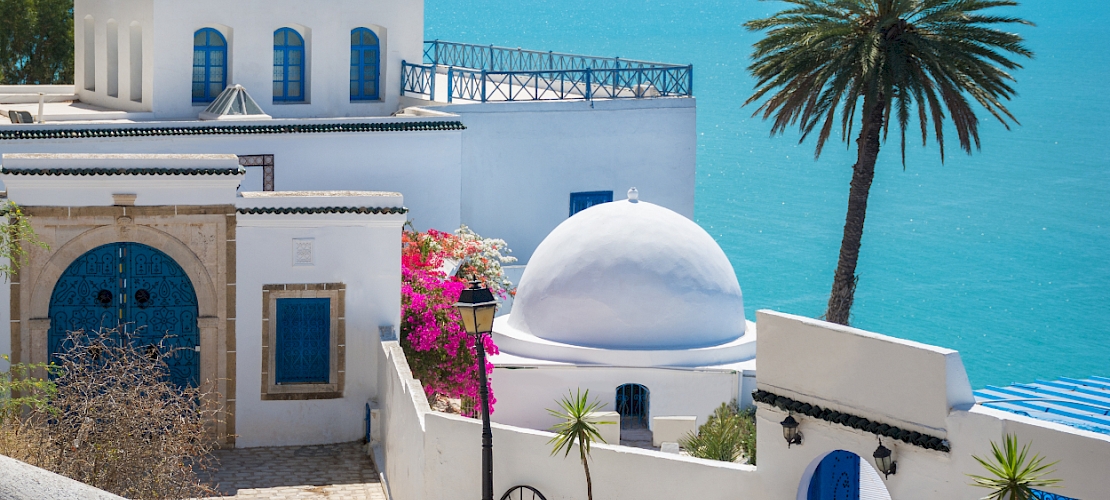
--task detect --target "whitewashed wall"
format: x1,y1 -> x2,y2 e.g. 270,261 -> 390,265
448,97 -> 697,263
491,364 -> 745,433
374,339 -> 764,500
754,310 -> 1110,500
234,211 -> 402,447
0,123 -> 463,232
74,0 -> 422,119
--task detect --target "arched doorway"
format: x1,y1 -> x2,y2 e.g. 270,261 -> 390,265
48,242 -> 200,388
804,450 -> 891,500
615,383 -> 650,429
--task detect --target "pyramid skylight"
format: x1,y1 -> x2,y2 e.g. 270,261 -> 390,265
198,85 -> 272,121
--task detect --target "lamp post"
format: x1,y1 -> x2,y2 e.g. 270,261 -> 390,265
455,281 -> 498,500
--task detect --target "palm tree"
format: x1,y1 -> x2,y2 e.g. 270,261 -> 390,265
547,389 -> 613,500
744,0 -> 1033,325
969,434 -> 1061,499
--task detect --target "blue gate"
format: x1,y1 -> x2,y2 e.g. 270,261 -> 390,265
808,450 -> 861,500
48,242 -> 200,388
615,383 -> 649,428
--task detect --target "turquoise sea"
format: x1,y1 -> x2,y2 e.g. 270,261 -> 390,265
426,1 -> 1110,388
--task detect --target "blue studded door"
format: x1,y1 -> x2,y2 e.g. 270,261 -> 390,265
808,450 -> 861,500
48,243 -> 200,388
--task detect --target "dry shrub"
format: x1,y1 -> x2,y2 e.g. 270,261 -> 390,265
2,327 -> 221,499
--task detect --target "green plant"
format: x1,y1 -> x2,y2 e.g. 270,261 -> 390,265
548,389 -> 614,500
744,0 -> 1033,325
679,402 -> 757,464
1,201 -> 49,282
0,354 -> 59,423
969,434 -> 1061,500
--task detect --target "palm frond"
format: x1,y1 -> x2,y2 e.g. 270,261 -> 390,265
744,0 -> 1032,162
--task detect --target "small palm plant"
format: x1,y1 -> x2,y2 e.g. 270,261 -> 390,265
548,389 -> 613,500
680,403 -> 757,463
969,434 -> 1061,500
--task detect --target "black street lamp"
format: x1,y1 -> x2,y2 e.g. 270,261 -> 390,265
455,281 -> 498,500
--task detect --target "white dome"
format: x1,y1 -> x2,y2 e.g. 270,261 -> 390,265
507,196 -> 745,350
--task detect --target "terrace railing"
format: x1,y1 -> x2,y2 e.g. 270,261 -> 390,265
401,40 -> 693,103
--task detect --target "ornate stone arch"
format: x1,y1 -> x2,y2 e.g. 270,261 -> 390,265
29,224 -> 218,320
14,213 -> 234,445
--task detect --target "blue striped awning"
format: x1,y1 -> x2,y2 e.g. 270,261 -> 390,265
974,376 -> 1110,436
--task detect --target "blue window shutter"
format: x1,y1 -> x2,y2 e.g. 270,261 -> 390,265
569,191 -> 614,216
275,298 -> 330,384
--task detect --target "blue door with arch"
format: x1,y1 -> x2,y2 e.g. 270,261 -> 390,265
808,450 -> 861,500
48,242 -> 199,388
616,383 -> 649,428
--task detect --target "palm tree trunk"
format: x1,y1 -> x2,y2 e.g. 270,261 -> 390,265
582,453 -> 594,500
826,92 -> 886,325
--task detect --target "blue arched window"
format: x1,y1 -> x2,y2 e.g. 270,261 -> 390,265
273,28 -> 305,102
192,28 -> 227,103
350,28 -> 380,101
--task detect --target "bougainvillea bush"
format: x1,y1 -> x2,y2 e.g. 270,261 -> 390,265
400,224 -> 516,416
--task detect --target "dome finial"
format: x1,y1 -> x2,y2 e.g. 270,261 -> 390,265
627,187 -> 639,202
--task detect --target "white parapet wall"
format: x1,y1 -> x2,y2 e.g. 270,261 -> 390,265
753,310 -> 1110,500
587,411 -> 621,446
374,339 -> 762,500
653,416 -> 698,448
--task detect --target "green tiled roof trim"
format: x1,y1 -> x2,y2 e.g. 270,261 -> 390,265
0,121 -> 466,140
752,389 -> 951,452
237,206 -> 408,215
1,166 -> 246,176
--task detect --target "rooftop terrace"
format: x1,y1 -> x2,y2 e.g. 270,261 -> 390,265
402,40 -> 694,103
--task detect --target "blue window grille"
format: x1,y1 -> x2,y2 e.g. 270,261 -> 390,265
273,28 -> 305,102
192,28 -> 227,103
275,297 -> 330,384
351,28 -> 380,101
615,383 -> 649,429
569,191 -> 613,216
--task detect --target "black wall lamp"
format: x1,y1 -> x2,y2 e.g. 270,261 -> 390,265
873,440 -> 897,479
781,415 -> 803,447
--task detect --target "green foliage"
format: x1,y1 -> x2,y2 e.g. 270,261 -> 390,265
679,402 -> 757,464
0,354 -> 60,422
0,0 -> 74,84
744,0 -> 1034,163
1,201 -> 49,282
969,434 -> 1062,500
548,389 -> 613,500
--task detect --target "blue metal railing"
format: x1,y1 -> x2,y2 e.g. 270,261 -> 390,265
401,40 -> 693,103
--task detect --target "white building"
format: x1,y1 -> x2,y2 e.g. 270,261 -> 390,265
1,1 -> 1108,499
0,0 -> 696,261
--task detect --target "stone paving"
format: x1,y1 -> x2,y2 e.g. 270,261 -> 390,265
198,441 -> 388,500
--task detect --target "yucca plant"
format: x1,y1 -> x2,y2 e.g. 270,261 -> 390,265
547,389 -> 614,500
969,434 -> 1061,500
744,0 -> 1033,325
